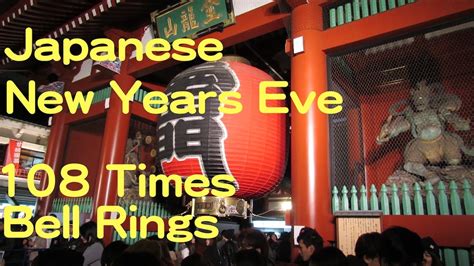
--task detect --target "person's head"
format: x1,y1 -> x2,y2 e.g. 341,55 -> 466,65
280,232 -> 291,242
193,237 -> 209,255
421,237 -> 442,266
32,249 -> 84,266
205,238 -> 216,246
112,252 -> 160,266
101,241 -> 129,266
297,227 -> 324,261
126,239 -> 162,263
157,239 -> 173,263
309,246 -> 346,266
267,232 -> 277,243
235,249 -> 266,266
355,232 -> 382,266
271,234 -> 278,242
238,228 -> 269,258
79,221 -> 100,245
411,81 -> 433,111
380,227 -> 423,266
41,220 -> 55,233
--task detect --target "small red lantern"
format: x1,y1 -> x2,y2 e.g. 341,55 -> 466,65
156,59 -> 287,199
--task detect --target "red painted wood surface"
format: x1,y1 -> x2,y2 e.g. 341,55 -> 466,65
290,2 -> 334,241
382,215 -> 474,248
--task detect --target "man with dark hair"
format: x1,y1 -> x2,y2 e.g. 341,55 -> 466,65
101,241 -> 129,266
309,246 -> 346,266
238,228 -> 271,262
80,221 -> 104,266
220,230 -> 237,266
276,232 -> 292,263
355,232 -> 382,266
380,226 -> 424,266
235,249 -> 266,266
296,227 -> 324,264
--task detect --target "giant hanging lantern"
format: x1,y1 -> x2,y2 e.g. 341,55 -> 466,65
156,58 -> 287,199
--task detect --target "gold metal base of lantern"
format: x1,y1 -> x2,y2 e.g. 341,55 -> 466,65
191,196 -> 249,219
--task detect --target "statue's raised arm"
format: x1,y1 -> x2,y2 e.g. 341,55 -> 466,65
436,93 -> 471,131
376,103 -> 411,145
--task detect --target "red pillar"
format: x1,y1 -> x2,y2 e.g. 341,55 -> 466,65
37,112 -> 68,216
91,74 -> 133,225
289,1 -> 334,241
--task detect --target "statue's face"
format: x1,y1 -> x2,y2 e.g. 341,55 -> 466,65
411,81 -> 432,111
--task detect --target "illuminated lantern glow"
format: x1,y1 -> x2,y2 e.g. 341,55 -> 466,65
156,60 -> 287,199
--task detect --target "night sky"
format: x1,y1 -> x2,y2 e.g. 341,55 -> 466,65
0,72 -> 50,126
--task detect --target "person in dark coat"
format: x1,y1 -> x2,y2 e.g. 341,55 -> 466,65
220,230 -> 237,266
276,232 -> 292,263
204,238 -> 225,266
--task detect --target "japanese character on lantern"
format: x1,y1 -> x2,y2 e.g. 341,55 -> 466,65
157,62 -> 240,189
157,58 -> 287,199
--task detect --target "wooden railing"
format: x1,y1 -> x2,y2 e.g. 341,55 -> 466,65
132,87 -> 161,109
326,0 -> 417,28
51,197 -> 94,214
84,86 -> 160,109
332,180 -> 473,265
90,86 -> 112,104
332,180 -> 473,215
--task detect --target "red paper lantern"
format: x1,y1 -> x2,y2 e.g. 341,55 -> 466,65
156,61 -> 287,199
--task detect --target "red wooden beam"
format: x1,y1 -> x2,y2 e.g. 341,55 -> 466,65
290,1 -> 334,241
63,103 -> 106,125
131,102 -> 159,123
37,112 -> 68,216
382,215 -> 474,248
321,0 -> 474,53
64,83 -> 163,125
127,2 -> 289,77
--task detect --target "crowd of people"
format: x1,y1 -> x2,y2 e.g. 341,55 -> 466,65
0,217 -> 458,266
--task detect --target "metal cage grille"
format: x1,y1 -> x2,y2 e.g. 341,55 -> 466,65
329,21 -> 474,190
